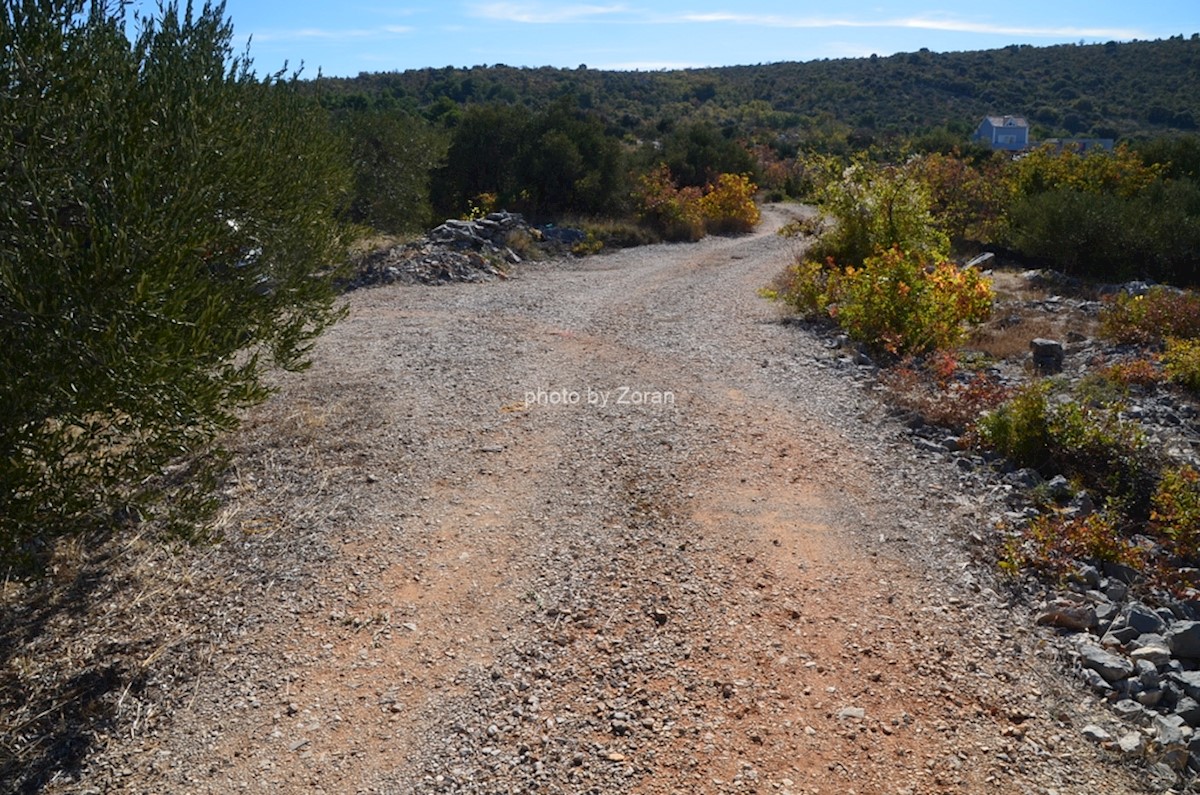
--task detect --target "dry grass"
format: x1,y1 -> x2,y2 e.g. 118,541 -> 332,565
967,308 -> 1096,360
966,269 -> 1099,361
0,529 -> 219,790
346,230 -> 419,257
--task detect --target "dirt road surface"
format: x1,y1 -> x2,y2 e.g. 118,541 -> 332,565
17,206 -> 1150,794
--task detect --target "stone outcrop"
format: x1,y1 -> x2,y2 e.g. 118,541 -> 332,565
343,211 -> 586,289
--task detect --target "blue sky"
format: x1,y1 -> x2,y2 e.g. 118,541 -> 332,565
148,1 -> 1200,76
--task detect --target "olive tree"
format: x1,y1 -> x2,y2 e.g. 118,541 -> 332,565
0,0 -> 351,564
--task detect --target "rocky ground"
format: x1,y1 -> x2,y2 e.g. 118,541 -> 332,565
0,205 -> 1185,794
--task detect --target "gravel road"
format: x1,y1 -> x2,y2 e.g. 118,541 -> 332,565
15,206 -> 1157,794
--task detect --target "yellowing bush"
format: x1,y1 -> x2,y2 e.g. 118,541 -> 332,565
634,165 -> 760,241
770,247 -> 992,357
1007,143 -> 1160,200
634,164 -> 704,241
1164,337 -> 1200,392
699,173 -> 761,234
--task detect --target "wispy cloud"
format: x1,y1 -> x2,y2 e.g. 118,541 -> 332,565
253,25 -> 412,42
678,12 -> 1143,40
470,2 -> 629,24
598,60 -> 706,71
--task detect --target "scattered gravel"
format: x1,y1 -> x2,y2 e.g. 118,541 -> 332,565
1,206 -> 1172,794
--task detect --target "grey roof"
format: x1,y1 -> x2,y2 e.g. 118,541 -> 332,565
983,115 -> 1029,127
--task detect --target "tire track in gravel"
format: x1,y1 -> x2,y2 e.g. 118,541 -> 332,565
108,206 -> 1147,794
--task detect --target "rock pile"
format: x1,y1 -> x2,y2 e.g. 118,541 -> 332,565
343,211 -> 558,289
1033,579 -> 1200,774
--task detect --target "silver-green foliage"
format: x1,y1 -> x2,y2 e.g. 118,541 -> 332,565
809,157 -> 950,266
0,1 -> 351,562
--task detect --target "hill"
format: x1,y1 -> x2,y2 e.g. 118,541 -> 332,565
316,35 -> 1200,147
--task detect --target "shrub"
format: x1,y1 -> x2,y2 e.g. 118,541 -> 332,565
976,383 -> 1054,468
634,165 -> 761,241
1102,358 -> 1162,388
765,246 -> 992,357
574,218 -> 660,249
0,1 -> 350,564
1164,337 -> 1200,392
699,173 -> 761,235
1005,188 -> 1142,279
760,257 -> 842,318
1099,287 -> 1200,345
634,164 -> 705,241
1006,143 -> 1160,199
880,356 -> 1010,433
1012,512 -> 1146,575
831,248 -> 993,356
977,384 -> 1158,516
1074,357 -> 1161,407
1000,146 -> 1200,283
907,151 -> 1008,245
809,158 -> 950,267
1151,465 -> 1200,564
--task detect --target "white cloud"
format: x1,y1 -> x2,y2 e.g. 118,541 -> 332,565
253,26 -> 412,42
598,60 -> 706,70
677,12 -> 1143,40
470,2 -> 629,24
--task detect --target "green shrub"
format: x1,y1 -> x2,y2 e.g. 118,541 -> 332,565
762,258 -> 840,318
1000,146 -> 1200,283
809,159 -> 950,266
1006,188 -> 1143,280
1164,337 -> 1200,392
574,219 -> 660,249
976,383 -> 1054,468
0,1 -> 350,564
977,384 -> 1158,515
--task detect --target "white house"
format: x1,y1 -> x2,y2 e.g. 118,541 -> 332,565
972,115 -> 1030,151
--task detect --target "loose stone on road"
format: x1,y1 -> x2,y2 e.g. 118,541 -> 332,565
36,206 -> 1150,793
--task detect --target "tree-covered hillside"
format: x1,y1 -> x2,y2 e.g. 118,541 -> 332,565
316,35 -> 1200,147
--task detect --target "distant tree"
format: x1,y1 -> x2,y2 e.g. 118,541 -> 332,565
1138,135 -> 1200,180
659,121 -> 756,187
336,109 -> 447,232
430,103 -> 527,215
518,98 -> 624,217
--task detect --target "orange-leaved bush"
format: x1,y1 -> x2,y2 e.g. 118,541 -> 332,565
634,165 -> 761,241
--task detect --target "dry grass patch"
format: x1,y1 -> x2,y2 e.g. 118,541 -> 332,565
965,269 -> 1098,361
967,307 -> 1096,361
